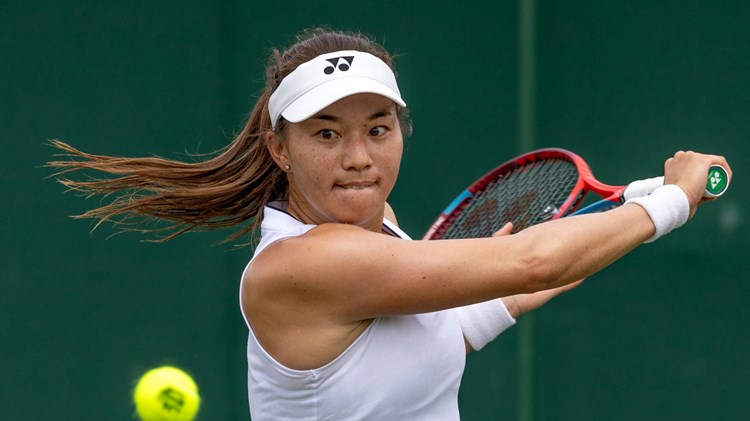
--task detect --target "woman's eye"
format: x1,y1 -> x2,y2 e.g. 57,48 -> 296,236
318,129 -> 338,140
369,126 -> 387,136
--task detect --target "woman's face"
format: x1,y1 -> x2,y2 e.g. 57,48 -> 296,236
270,93 -> 404,231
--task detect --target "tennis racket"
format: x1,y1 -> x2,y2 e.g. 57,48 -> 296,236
423,148 -> 729,240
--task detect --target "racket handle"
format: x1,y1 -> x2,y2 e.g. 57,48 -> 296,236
623,165 -> 729,200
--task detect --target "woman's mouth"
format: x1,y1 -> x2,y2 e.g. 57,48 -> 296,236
336,181 -> 376,190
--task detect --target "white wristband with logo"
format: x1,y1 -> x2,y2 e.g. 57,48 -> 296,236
626,184 -> 690,243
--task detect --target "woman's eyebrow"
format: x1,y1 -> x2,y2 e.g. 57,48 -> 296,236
367,109 -> 394,120
310,114 -> 339,122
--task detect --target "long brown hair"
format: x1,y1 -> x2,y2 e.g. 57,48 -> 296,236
47,28 -> 412,244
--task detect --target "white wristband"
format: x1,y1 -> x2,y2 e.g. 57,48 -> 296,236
451,299 -> 516,351
626,184 -> 690,243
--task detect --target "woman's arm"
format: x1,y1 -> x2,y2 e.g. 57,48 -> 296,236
248,202 -> 651,323
490,221 -> 584,318
247,151 -> 729,323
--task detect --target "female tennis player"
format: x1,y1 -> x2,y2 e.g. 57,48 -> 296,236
49,28 -> 730,420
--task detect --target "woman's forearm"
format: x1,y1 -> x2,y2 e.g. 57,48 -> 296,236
510,202 -> 654,292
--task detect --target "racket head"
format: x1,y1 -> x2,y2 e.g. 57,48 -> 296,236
423,148 -> 624,240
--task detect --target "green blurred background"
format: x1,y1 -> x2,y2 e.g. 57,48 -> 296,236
2,0 -> 747,419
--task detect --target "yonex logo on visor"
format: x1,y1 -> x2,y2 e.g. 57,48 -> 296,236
324,56 -> 354,74
268,50 -> 406,129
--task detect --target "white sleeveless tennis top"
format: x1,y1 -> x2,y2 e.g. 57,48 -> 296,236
240,202 -> 466,420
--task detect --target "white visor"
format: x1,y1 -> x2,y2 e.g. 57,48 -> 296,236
268,50 -> 406,129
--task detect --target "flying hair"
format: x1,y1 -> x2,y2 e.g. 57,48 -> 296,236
47,28 -> 411,245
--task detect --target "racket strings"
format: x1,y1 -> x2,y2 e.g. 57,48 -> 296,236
440,158 -> 579,239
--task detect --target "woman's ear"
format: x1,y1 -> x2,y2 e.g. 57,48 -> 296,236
265,131 -> 291,171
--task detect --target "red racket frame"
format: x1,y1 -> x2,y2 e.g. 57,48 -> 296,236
423,148 -> 626,240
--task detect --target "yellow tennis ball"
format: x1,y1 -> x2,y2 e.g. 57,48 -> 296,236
133,366 -> 200,421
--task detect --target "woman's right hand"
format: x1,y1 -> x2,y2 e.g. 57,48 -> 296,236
663,151 -> 731,218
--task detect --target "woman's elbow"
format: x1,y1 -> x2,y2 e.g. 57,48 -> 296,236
510,246 -> 565,294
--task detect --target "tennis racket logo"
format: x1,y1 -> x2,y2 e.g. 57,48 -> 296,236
706,165 -> 728,197
324,56 -> 355,75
